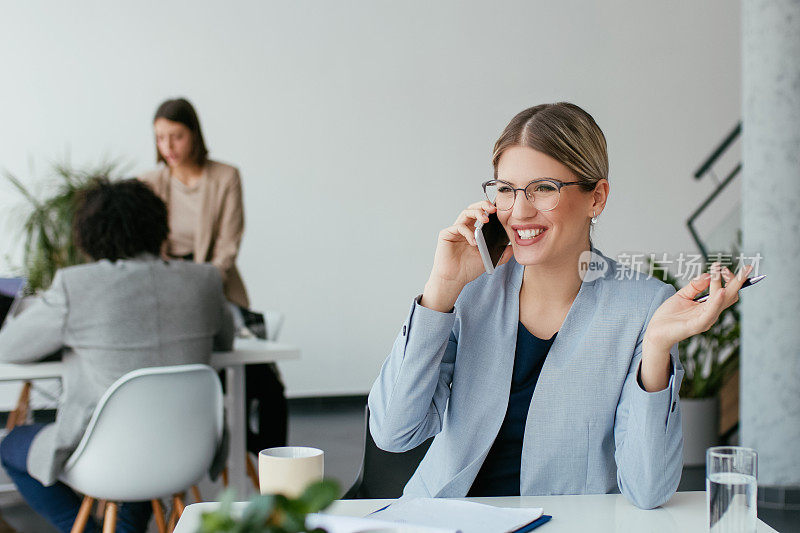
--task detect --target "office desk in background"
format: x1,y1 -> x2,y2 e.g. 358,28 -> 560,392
173,492 -> 778,533
0,337 -> 300,495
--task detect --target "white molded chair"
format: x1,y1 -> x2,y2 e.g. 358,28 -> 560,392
59,364 -> 224,533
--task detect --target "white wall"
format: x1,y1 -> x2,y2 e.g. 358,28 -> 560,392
0,0 -> 741,397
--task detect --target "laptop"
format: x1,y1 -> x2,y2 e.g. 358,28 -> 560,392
0,277 -> 26,327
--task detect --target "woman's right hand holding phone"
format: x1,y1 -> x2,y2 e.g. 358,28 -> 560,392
421,201 -> 512,312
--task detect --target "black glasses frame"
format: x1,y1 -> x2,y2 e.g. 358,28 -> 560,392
481,178 -> 583,211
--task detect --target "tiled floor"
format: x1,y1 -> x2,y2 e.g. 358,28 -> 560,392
1,401 -> 798,532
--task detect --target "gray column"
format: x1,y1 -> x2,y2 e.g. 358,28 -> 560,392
741,0 -> 800,487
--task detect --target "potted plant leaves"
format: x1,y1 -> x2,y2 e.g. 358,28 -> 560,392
3,160 -> 123,292
198,480 -> 339,533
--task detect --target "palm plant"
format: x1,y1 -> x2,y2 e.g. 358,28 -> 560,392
648,252 -> 741,399
4,160 -> 124,292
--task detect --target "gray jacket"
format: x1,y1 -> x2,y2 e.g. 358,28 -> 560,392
0,255 -> 234,486
368,246 -> 684,509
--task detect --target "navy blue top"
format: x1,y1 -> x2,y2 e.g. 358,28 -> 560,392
468,322 -> 557,497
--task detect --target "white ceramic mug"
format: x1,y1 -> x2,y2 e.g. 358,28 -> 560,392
258,446 -> 324,497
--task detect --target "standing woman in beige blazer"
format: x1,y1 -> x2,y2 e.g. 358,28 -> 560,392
139,97 -> 249,308
139,98 -> 288,454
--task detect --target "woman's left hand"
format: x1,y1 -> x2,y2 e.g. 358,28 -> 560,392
644,262 -> 753,349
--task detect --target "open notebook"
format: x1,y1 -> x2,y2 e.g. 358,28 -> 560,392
308,498 -> 549,533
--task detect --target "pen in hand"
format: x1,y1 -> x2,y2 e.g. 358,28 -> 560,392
693,274 -> 766,303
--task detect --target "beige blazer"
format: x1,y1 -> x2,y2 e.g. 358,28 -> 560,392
140,160 -> 250,308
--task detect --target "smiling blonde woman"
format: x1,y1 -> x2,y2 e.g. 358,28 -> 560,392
368,102 -> 751,508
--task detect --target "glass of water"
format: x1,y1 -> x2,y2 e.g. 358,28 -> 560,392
706,446 -> 758,533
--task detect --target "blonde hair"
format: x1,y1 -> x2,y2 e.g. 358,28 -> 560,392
492,102 -> 608,190
492,103 -> 608,246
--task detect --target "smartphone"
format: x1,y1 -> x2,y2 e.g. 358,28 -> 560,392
474,212 -> 510,275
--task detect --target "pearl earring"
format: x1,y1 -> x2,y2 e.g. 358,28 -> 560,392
591,211 -> 598,225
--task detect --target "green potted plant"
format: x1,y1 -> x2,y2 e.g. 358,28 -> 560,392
3,161 -> 123,292
198,480 -> 339,533
648,252 -> 741,465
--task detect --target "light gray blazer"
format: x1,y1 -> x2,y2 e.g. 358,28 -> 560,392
0,255 -> 234,486
368,246 -> 684,509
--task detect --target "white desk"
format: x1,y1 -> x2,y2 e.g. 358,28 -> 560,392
173,492 -> 778,533
0,337 -> 300,494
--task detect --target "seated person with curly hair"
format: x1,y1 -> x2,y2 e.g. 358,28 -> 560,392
0,178 -> 233,533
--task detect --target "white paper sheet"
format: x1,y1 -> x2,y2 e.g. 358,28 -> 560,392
367,498 -> 544,533
306,512 -> 457,533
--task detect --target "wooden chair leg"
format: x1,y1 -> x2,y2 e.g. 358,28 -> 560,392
71,496 -> 95,533
102,502 -> 117,533
190,485 -> 202,503
221,466 -> 229,487
245,453 -> 259,489
15,382 -> 31,426
166,505 -> 177,533
151,499 -> 168,533
95,499 -> 107,521
172,493 -> 186,517
5,381 -> 32,431
167,493 -> 186,532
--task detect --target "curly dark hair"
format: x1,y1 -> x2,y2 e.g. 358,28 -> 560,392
73,178 -> 168,261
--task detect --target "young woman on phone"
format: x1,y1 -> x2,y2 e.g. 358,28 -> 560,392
367,102 -> 751,509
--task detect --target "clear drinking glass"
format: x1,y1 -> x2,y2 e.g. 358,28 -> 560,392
706,446 -> 758,533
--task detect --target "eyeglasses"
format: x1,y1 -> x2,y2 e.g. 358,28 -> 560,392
482,178 -> 583,211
